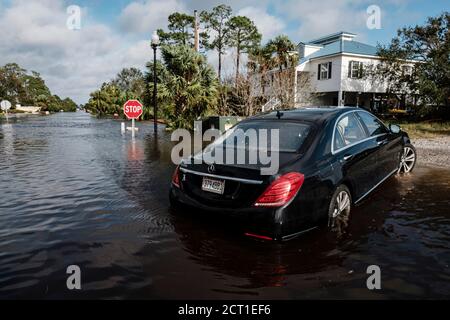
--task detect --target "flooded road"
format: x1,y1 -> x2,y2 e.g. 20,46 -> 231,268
1,112 -> 449,299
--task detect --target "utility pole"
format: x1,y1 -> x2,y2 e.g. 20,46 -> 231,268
194,10 -> 199,52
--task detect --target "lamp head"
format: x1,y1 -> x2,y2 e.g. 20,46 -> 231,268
151,31 -> 160,47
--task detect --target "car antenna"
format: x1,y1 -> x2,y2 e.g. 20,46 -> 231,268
276,110 -> 283,119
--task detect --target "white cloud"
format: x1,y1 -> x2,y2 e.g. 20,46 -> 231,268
0,0 -> 153,104
278,0 -> 372,41
119,0 -> 187,34
237,6 -> 286,43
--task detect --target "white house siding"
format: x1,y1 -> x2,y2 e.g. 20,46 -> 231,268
303,55 -> 388,94
16,106 -> 41,114
307,56 -> 343,93
299,44 -> 322,60
295,54 -> 395,108
340,55 -> 386,93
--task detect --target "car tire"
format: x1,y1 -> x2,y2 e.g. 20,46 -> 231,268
327,185 -> 352,235
397,143 -> 417,174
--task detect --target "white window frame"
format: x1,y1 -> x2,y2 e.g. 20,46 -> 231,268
349,61 -> 363,79
318,62 -> 331,80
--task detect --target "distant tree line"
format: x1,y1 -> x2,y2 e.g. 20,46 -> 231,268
85,68 -> 146,118
0,63 -> 77,113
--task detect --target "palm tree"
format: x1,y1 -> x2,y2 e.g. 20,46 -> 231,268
248,46 -> 273,73
247,46 -> 273,96
265,35 -> 297,71
86,83 -> 123,116
159,45 -> 219,129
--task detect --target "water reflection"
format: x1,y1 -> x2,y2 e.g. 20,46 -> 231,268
0,113 -> 449,299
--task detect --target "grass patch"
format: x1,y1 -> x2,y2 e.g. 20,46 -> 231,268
386,121 -> 450,139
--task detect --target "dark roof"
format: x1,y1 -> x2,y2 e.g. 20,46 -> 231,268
248,107 -> 357,123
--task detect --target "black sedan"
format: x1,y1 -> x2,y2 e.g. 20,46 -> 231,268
170,107 -> 417,241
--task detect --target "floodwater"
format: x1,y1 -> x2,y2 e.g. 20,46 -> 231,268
0,112 -> 449,299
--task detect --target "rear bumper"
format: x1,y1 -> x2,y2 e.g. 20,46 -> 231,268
170,187 -> 315,241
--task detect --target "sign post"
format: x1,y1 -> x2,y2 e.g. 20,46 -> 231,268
123,100 -> 143,138
1,100 -> 12,121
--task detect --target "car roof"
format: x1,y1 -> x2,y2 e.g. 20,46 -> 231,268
247,107 -> 360,124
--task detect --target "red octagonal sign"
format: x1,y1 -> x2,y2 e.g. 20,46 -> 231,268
123,100 -> 143,119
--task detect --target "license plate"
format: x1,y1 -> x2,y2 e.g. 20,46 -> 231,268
202,177 -> 225,195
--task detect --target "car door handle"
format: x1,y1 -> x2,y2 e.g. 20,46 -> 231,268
342,155 -> 353,161
377,140 -> 387,146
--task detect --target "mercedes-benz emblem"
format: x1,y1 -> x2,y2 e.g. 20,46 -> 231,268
208,164 -> 216,174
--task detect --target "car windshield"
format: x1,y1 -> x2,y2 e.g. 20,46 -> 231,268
204,121 -> 311,153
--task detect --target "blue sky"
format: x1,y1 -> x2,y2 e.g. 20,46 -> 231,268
0,0 -> 448,103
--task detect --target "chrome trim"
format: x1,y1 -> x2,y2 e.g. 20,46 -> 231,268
281,226 -> 318,241
333,134 -> 384,155
354,168 -> 397,204
331,110 -> 386,155
343,155 -> 352,161
180,167 -> 263,185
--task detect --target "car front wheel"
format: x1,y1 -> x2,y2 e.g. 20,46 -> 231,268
328,185 -> 352,235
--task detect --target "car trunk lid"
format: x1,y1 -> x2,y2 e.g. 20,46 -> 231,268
179,152 -> 302,208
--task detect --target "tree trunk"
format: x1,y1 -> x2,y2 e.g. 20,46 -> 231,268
218,51 -> 222,82
218,30 -> 222,82
236,44 -> 240,83
236,32 -> 241,83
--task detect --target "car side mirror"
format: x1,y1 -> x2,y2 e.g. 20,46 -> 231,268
389,124 -> 401,134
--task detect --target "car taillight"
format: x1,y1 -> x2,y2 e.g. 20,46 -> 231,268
254,172 -> 304,207
172,166 -> 180,188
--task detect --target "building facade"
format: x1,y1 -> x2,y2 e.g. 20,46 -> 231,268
251,31 -> 416,113
294,31 -> 390,110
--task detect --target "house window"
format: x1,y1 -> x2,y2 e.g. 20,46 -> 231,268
348,61 -> 363,79
317,62 -> 332,80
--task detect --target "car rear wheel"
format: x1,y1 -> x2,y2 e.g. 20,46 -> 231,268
328,185 -> 352,235
398,143 -> 416,174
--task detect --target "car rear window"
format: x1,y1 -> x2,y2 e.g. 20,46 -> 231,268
209,121 -> 311,153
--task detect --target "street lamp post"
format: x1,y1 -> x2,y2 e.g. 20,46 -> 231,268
151,31 -> 160,133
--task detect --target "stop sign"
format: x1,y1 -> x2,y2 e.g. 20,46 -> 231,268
123,100 -> 143,119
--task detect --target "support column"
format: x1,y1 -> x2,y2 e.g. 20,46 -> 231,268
293,70 -> 298,107
338,90 -> 344,106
